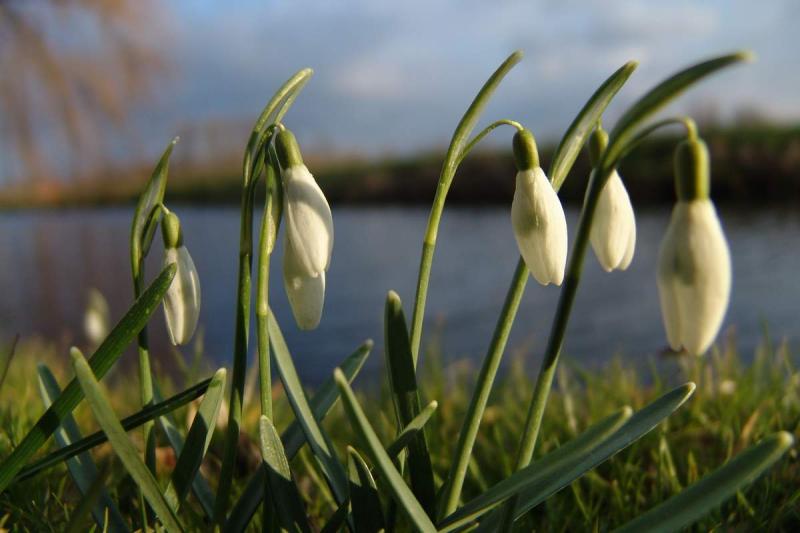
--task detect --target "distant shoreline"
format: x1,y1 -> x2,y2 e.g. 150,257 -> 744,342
2,125 -> 798,209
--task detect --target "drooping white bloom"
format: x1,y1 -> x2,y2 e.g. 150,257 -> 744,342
283,238 -> 326,330
657,200 -> 731,355
83,288 -> 110,346
163,246 -> 201,345
282,165 -> 333,278
590,170 -> 636,272
511,167 -> 568,285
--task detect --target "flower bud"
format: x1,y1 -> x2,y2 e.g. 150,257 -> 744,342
588,127 -> 636,272
511,167 -> 568,285
83,288 -> 110,346
283,239 -> 325,330
161,212 -> 201,345
657,137 -> 730,355
277,128 -> 333,330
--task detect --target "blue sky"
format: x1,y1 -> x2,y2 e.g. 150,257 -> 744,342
9,0 -> 800,177
137,0 -> 798,157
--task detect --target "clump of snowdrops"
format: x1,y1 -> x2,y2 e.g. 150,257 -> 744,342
0,50 -> 793,533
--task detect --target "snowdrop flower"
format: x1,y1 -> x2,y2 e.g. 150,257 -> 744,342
657,137 -> 731,355
276,128 -> 333,329
83,288 -> 110,346
161,210 -> 201,345
510,129 -> 568,285
588,128 -> 636,272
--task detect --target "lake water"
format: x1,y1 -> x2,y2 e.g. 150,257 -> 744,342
0,206 -> 797,384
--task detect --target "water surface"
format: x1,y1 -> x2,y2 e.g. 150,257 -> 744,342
0,206 -> 796,384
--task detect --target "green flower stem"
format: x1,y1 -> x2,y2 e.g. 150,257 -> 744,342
256,150 -> 282,419
409,50 -> 523,366
497,52 -> 749,532
440,258 -> 528,516
214,69 -> 312,524
455,119 -> 524,165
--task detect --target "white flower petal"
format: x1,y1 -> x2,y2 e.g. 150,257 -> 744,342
283,165 -> 333,277
656,200 -> 731,354
511,168 -> 568,285
163,246 -> 201,345
590,171 -> 636,272
283,240 -> 326,330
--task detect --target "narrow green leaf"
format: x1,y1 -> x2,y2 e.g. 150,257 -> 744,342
549,61 -> 637,188
268,313 -> 349,507
386,400 -> 438,459
71,349 -> 183,532
163,369 -> 226,512
335,368 -> 436,533
258,416 -> 312,533
614,432 -> 794,533
439,384 -> 696,531
347,447 -> 385,532
473,407 -> 633,533
37,364 -> 128,532
224,340 -> 372,532
18,375 -> 211,482
604,52 -> 751,170
319,501 -> 350,533
384,291 -> 437,516
153,381 -> 216,519
131,137 -> 178,269
0,263 -> 176,493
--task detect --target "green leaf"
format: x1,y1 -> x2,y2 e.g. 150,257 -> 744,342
153,380 -> 217,519
0,335 -> 19,393
334,368 -> 436,533
71,348 -> 183,532
18,375 -> 211,483
243,68 -> 313,186
549,61 -> 637,188
63,463 -> 116,533
439,383 -> 696,531
37,364 -> 128,533
473,407 -> 633,533
0,263 -> 176,493
384,291 -> 436,516
386,400 -> 438,459
603,52 -> 751,170
258,416 -> 312,533
131,137 -> 178,270
614,432 -> 794,533
223,340 -> 371,533
347,447 -> 385,532
319,501 -> 350,533
163,369 -> 226,512
268,313 -> 349,507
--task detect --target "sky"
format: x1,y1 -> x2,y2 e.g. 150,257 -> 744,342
139,0 -> 799,157
1,0 -> 798,182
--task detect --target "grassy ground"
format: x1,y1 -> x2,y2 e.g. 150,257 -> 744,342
0,329 -> 798,531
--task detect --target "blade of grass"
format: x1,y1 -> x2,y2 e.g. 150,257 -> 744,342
63,463 -> 116,533
347,446 -> 385,533
384,291 -> 436,516
18,376 -> 211,482
0,335 -> 19,393
258,416 -> 312,533
268,313 -> 349,507
334,368 -> 436,533
223,340 -> 372,533
37,364 -> 128,532
614,432 -> 794,533
163,369 -> 226,512
439,383 -> 696,531
71,348 -> 183,532
0,263 -> 176,493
